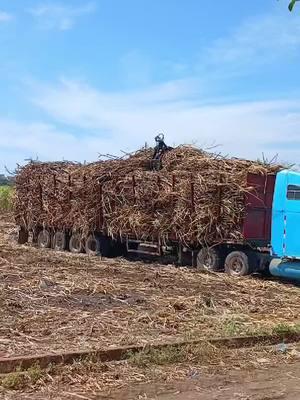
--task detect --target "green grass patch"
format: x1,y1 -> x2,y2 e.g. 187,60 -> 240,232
0,365 -> 45,390
221,315 -> 251,336
0,365 -> 44,390
127,343 -> 219,367
128,346 -> 184,367
0,185 -> 13,212
272,323 -> 300,336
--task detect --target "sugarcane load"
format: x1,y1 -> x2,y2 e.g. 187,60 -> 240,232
15,134 -> 285,276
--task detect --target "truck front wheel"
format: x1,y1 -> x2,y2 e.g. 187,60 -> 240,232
18,227 -> 28,244
225,251 -> 252,277
197,247 -> 223,271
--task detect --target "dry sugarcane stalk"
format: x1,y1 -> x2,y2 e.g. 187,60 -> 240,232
14,146 -> 283,244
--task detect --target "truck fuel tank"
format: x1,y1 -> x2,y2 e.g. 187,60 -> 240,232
270,258 -> 300,280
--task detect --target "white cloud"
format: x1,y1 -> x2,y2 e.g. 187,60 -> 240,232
0,118 -> 114,172
0,11 -> 13,22
1,77 -> 300,172
29,2 -> 96,31
28,78 -> 300,166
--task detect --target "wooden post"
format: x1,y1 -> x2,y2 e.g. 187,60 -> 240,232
157,175 -> 161,190
172,175 -> 176,207
53,174 -> 56,196
83,174 -> 86,203
190,176 -> 195,213
68,174 -> 72,203
98,183 -> 103,229
132,175 -> 136,203
217,174 -> 223,223
39,180 -> 43,211
172,175 -> 176,191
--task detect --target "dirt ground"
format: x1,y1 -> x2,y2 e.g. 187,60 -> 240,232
1,214 -> 300,399
1,216 -> 300,357
139,363 -> 300,400
110,359 -> 300,400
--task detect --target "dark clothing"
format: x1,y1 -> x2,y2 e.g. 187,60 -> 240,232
153,137 -> 168,160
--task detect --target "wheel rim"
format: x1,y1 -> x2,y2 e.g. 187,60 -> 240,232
197,249 -> 216,270
204,254 -> 213,267
230,257 -> 244,275
38,231 -> 50,248
86,235 -> 98,254
70,234 -> 82,252
73,237 -> 80,249
54,232 -> 65,250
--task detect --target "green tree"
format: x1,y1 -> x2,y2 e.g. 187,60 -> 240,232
289,0 -> 299,11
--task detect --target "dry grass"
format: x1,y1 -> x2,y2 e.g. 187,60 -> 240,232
1,216 -> 300,398
0,217 -> 300,360
1,343 -> 300,399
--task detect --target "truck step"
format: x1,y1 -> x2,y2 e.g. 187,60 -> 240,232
127,240 -> 161,256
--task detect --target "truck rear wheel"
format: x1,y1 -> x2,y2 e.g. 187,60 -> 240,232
85,234 -> 111,257
85,235 -> 100,256
37,230 -> 51,249
69,233 -> 84,254
52,231 -> 67,251
197,247 -> 223,271
18,227 -> 28,244
225,251 -> 251,277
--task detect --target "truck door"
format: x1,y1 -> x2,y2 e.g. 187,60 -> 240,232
282,171 -> 300,258
272,171 -> 287,258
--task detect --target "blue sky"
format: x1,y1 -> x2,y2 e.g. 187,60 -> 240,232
0,0 -> 300,172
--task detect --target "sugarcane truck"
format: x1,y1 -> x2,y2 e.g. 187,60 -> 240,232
16,164 -> 300,281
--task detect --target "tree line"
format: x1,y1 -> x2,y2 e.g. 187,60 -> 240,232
0,174 -> 14,186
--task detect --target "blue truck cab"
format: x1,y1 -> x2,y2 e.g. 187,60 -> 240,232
270,170 -> 300,279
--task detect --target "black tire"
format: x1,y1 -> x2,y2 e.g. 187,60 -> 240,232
18,227 -> 28,244
69,233 -> 84,254
85,235 -> 100,256
110,240 -> 127,257
32,228 -> 41,244
225,251 -> 252,277
197,247 -> 223,271
52,231 -> 67,251
85,234 -> 111,257
37,230 -> 51,249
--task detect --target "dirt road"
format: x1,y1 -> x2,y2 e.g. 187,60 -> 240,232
105,360 -> 300,400
6,355 -> 299,400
